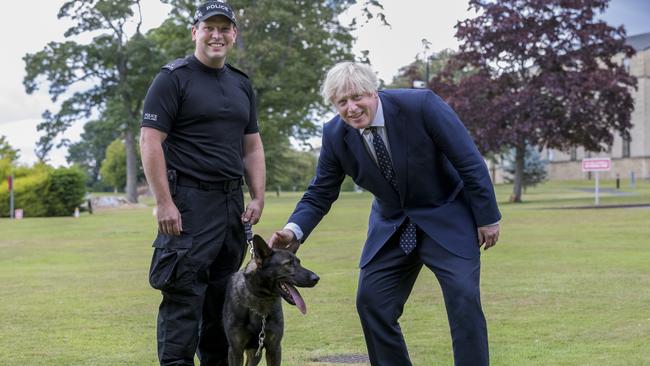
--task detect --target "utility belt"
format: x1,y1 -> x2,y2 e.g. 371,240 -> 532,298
168,169 -> 242,193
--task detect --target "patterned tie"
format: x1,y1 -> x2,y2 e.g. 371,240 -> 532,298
369,127 -> 398,191
368,127 -> 417,254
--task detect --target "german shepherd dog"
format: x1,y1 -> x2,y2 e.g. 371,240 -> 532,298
223,234 -> 319,366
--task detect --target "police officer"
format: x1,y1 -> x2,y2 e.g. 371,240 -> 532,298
140,2 -> 265,365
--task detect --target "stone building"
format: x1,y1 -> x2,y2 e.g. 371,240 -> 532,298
543,32 -> 650,181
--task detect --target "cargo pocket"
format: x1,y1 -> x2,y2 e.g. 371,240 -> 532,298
149,234 -> 194,293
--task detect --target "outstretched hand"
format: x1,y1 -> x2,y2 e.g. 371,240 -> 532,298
269,229 -> 300,253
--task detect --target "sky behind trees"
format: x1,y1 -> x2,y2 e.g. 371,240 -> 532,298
1,0 -> 649,167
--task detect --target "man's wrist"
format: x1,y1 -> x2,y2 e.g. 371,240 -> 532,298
480,221 -> 500,227
156,195 -> 174,207
283,222 -> 303,242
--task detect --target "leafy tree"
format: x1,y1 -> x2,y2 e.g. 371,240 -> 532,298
0,160 -> 12,183
100,139 -> 128,192
432,0 -> 636,202
23,0 -> 166,203
0,136 -> 21,183
0,136 -> 20,162
158,0 -> 385,188
503,145 -> 548,192
270,149 -> 317,192
388,49 -> 457,89
67,119 -> 121,187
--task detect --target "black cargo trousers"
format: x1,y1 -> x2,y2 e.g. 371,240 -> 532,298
149,173 -> 247,366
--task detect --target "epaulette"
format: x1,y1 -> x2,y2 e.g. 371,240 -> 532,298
226,63 -> 249,79
162,57 -> 189,72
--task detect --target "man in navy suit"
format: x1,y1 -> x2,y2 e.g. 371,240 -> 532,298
269,62 -> 501,365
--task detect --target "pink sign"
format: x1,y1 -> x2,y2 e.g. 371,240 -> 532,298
582,158 -> 611,172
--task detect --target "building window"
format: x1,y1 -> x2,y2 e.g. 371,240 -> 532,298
622,135 -> 631,158
570,147 -> 577,161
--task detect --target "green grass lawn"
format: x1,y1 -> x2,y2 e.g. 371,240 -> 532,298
1,179 -> 649,365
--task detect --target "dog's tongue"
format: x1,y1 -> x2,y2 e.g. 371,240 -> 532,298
286,284 -> 307,315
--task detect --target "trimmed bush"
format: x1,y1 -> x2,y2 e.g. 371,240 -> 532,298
46,167 -> 87,216
0,172 -> 50,217
0,166 -> 86,217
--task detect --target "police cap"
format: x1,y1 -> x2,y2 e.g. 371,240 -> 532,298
192,1 -> 237,26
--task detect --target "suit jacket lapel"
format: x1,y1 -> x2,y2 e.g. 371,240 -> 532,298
381,93 -> 407,206
342,122 -> 394,195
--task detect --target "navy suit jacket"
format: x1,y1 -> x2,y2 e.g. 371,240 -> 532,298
289,89 -> 501,268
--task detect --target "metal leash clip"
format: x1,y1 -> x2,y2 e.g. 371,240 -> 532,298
244,222 -> 255,258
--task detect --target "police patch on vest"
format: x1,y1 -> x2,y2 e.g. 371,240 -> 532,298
144,113 -> 158,121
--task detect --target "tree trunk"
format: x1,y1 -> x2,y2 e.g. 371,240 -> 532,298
124,128 -> 139,203
510,144 -> 525,203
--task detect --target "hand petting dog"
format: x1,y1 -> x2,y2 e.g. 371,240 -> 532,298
269,229 -> 300,253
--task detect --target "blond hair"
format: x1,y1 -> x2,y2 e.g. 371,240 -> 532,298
320,62 -> 379,104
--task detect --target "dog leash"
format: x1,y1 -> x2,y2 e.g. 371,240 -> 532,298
244,222 -> 266,356
244,222 -> 255,258
244,301 -> 267,357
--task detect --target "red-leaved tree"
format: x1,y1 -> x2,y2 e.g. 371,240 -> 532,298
432,0 -> 636,202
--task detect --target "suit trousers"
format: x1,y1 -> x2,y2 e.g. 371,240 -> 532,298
356,230 -> 488,366
149,184 -> 247,366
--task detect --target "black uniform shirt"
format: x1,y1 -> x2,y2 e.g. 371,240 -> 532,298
141,55 -> 258,182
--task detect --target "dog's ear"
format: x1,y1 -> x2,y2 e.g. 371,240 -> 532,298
252,234 -> 273,261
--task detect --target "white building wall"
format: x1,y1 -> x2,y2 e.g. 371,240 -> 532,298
640,52 -> 650,156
